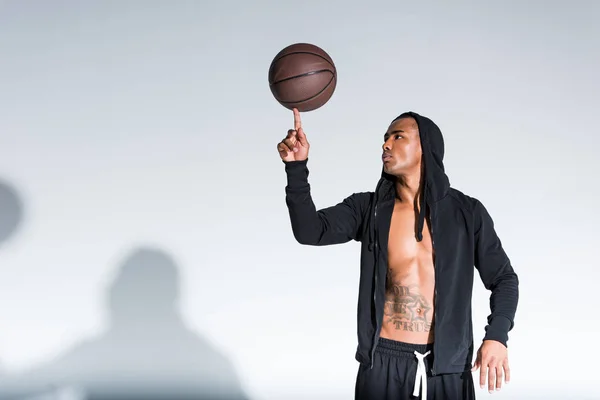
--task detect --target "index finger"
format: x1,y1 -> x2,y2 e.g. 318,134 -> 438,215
480,365 -> 487,388
293,108 -> 302,131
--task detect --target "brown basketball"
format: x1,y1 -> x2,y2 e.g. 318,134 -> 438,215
268,43 -> 337,112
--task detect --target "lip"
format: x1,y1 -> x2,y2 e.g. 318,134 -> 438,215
382,154 -> 392,162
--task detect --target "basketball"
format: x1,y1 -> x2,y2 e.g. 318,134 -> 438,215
268,43 -> 337,112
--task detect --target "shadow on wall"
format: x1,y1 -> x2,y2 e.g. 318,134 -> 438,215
0,179 -> 23,249
0,179 -> 23,382
0,247 -> 250,400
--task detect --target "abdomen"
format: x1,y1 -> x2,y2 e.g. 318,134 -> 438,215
380,256 -> 435,344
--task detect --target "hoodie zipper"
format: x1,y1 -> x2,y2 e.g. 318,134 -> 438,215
370,202 -> 379,369
430,204 -> 438,376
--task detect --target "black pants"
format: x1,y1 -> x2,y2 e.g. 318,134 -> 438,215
355,338 -> 475,400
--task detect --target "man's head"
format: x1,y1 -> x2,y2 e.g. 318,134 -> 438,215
381,115 -> 422,177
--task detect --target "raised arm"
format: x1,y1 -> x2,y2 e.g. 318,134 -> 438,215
277,109 -> 371,246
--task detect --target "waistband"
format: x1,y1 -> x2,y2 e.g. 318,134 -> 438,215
376,337 -> 434,359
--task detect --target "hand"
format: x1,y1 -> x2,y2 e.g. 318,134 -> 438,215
472,340 -> 510,393
277,108 -> 310,162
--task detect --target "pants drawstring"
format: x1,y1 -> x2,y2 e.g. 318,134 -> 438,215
412,350 -> 431,399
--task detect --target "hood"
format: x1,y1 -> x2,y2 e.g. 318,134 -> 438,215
374,111 -> 451,242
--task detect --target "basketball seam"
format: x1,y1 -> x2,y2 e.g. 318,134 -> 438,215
276,73 -> 336,105
271,51 -> 336,72
269,68 -> 334,86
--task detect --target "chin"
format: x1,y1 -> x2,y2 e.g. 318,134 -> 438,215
383,164 -> 397,175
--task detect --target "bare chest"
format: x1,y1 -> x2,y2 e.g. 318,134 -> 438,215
387,202 -> 434,264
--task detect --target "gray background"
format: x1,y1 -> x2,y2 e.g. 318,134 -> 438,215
0,0 -> 598,399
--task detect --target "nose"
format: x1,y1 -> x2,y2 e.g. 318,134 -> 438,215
382,138 -> 392,151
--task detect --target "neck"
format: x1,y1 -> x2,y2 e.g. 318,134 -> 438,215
394,171 -> 424,207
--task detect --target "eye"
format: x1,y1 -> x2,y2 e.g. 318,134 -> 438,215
395,134 -> 403,140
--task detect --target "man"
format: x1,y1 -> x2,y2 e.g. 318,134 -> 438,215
277,109 -> 519,400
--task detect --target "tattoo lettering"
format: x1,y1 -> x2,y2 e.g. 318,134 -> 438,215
384,280 -> 433,332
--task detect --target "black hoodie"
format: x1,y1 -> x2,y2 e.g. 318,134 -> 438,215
282,111 -> 519,375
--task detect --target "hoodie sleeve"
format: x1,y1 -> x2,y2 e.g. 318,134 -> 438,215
473,200 -> 519,347
284,159 -> 371,245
